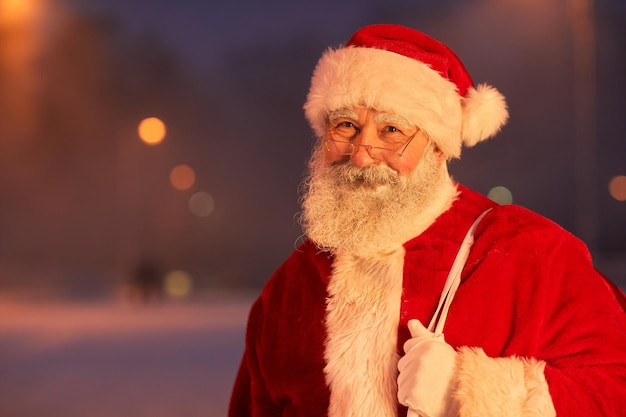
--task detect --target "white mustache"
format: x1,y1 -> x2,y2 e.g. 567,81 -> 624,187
329,163 -> 401,187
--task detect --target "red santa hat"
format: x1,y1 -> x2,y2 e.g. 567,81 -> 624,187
304,24 -> 509,159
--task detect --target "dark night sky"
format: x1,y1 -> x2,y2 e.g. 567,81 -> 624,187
1,0 -> 624,294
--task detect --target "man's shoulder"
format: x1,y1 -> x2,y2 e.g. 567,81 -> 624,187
476,203 -> 591,262
455,185 -> 568,233
264,240 -> 334,288
253,240 -> 333,314
485,203 -> 570,237
454,185 -> 585,250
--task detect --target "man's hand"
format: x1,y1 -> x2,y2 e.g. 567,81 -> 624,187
397,319 -> 458,417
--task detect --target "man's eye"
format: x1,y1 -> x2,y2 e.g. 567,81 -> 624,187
379,125 -> 409,144
336,121 -> 355,129
331,121 -> 358,140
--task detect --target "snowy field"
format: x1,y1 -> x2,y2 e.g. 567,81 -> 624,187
0,292 -> 256,417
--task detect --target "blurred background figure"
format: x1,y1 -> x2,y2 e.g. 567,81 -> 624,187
128,257 -> 163,304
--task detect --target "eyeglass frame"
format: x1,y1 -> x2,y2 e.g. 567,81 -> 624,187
324,130 -> 418,163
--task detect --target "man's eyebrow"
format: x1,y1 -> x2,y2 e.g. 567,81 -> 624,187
328,108 -> 359,120
373,112 -> 412,127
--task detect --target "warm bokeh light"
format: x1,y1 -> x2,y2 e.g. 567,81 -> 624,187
0,0 -> 45,136
189,191 -> 215,217
0,0 -> 38,24
608,175 -> 626,202
169,164 -> 195,190
138,117 -> 166,145
488,186 -> 513,205
164,270 -> 193,298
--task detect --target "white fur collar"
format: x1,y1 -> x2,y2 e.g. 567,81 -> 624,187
324,249 -> 405,417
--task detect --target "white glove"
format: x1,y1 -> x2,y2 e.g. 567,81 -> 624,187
397,319 -> 458,417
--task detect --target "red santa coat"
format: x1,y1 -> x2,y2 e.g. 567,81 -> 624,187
229,185 -> 626,417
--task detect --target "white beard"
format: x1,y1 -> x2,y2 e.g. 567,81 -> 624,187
299,144 -> 458,258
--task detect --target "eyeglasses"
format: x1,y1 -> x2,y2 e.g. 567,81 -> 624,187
324,119 -> 417,163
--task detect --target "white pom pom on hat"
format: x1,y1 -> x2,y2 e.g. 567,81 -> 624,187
303,24 -> 509,159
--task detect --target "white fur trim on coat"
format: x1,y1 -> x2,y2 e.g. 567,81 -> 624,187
324,248 -> 405,417
455,347 -> 557,417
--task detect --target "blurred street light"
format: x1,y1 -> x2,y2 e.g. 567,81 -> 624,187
189,191 -> 215,218
488,186 -> 513,205
0,0 -> 40,24
0,0 -> 45,138
164,270 -> 193,298
138,117 -> 166,145
170,164 -> 196,191
609,176 -> 626,202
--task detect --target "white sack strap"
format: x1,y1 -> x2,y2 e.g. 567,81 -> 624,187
428,208 -> 492,336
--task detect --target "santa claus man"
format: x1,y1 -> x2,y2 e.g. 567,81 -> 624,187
228,24 -> 626,417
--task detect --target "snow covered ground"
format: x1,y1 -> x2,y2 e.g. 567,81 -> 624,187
0,292 -> 256,417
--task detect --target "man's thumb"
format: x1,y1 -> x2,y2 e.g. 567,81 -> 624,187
407,319 -> 432,338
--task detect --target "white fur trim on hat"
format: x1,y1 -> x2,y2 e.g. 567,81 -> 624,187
304,46 -> 508,159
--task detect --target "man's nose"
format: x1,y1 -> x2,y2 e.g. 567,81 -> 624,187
350,128 -> 378,167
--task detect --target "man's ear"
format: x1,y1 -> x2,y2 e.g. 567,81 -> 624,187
434,146 -> 446,163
